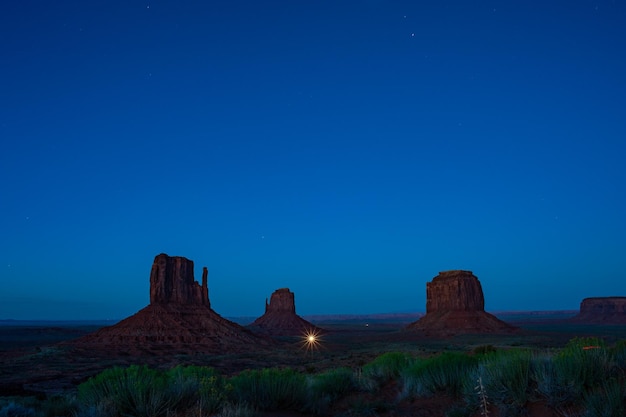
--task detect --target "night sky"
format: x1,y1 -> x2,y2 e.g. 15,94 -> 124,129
2,1 -> 625,320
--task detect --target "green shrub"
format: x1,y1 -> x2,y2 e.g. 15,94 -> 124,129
305,367 -> 356,414
215,402 -> 258,417
343,397 -> 392,417
358,351 -> 414,392
73,400 -> 116,417
401,352 -> 478,399
583,377 -> 625,417
229,368 -> 307,411
551,337 -> 613,405
531,352 -> 572,407
0,402 -> 35,417
166,365 -> 228,414
40,394 -> 78,417
610,339 -> 626,371
77,365 -> 172,417
472,345 -> 497,356
362,351 -> 413,380
470,349 -> 533,415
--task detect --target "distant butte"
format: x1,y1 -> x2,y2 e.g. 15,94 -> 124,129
71,253 -> 273,355
570,297 -> 626,324
248,288 -> 323,336
406,270 -> 517,335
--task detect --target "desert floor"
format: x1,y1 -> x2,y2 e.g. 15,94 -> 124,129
1,312 -> 625,417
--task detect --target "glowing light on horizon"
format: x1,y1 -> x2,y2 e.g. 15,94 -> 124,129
300,328 -> 322,353
582,345 -> 601,350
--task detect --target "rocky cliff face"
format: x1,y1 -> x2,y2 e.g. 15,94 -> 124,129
426,270 -> 484,312
571,297 -> 626,324
149,253 -> 209,306
72,253 -> 273,355
249,288 -> 322,336
265,288 -> 296,313
407,270 -> 516,335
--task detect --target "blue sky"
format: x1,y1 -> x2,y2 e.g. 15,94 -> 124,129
1,1 -> 625,320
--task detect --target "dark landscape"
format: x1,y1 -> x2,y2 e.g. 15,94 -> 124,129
4,1 -> 626,416
2,254 -> 626,417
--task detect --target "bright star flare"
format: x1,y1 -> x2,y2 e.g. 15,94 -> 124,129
300,328 -> 322,353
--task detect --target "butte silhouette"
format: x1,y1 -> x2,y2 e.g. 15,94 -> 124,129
570,296 -> 626,324
406,270 -> 516,335
72,253 -> 273,355
248,288 -> 323,336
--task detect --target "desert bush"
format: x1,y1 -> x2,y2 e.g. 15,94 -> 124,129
39,394 -> 78,417
473,345 -> 497,356
361,351 -> 413,383
166,365 -> 229,414
610,339 -> 626,372
215,402 -> 258,417
77,364 -> 172,417
551,337 -> 613,405
304,367 -> 356,414
228,367 -> 307,411
465,349 -> 532,416
340,397 -> 393,417
401,351 -> 478,399
532,352 -> 572,407
0,402 -> 35,417
73,400 -> 117,417
582,377 -> 625,417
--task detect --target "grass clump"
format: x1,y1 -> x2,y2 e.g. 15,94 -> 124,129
78,364 -> 172,417
401,352 -> 478,399
531,352 -> 571,407
610,339 -> 626,371
215,402 -> 258,417
360,351 -> 413,389
229,367 -> 307,412
473,345 -> 497,356
582,377 -> 625,417
0,402 -> 36,417
305,367 -> 356,414
341,397 -> 393,417
463,349 -> 532,417
39,394 -> 78,417
549,337 -> 613,407
166,365 -> 229,414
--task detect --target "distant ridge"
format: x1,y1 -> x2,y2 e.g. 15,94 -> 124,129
303,312 -> 423,323
0,319 -> 119,326
570,297 -> 626,324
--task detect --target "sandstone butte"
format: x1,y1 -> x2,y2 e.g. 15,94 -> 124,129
71,253 -> 274,355
248,288 -> 324,336
570,297 -> 626,324
406,270 -> 517,335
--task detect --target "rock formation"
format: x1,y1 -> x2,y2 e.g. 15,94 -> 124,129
72,253 -> 273,355
571,297 -> 626,324
248,288 -> 323,336
406,270 -> 516,335
149,254 -> 209,306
